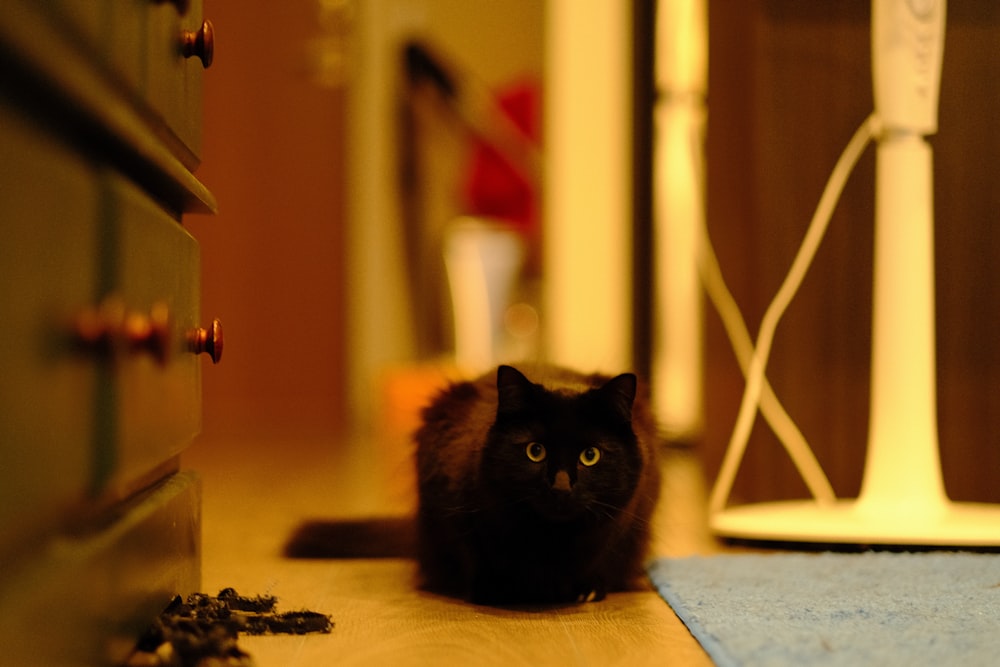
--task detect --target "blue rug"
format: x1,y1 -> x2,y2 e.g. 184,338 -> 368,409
648,552 -> 1000,666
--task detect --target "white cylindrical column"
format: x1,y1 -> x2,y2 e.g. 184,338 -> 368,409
858,134 -> 949,516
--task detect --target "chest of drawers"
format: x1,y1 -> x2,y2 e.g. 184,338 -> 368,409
0,2 -> 219,663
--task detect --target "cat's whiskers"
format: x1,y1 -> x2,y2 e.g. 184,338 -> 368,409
439,501 -> 480,517
586,503 -> 619,523
588,498 -> 655,528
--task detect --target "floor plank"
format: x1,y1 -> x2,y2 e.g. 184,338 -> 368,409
185,437 -> 716,666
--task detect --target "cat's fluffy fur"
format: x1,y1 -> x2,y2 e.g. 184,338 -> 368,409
415,364 -> 661,605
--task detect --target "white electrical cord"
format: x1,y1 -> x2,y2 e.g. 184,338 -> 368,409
706,113 -> 881,513
696,194 -> 836,506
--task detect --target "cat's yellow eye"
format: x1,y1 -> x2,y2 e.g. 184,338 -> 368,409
526,442 -> 547,462
579,447 -> 601,466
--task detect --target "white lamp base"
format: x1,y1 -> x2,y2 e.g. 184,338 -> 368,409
711,498 -> 1000,547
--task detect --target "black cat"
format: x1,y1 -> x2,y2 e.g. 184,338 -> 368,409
415,364 -> 661,605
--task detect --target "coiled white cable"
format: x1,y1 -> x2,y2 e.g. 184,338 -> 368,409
706,113 -> 881,513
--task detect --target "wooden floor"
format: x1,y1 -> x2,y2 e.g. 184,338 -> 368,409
184,435 -> 719,666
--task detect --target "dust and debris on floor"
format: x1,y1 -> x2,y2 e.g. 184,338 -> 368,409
124,588 -> 332,667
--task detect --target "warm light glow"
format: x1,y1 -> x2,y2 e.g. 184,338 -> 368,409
657,0 -> 708,94
543,0 -> 632,373
652,0 -> 707,440
653,103 -> 704,439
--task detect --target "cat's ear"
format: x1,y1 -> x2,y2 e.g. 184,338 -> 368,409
598,373 -> 637,424
496,365 -> 534,413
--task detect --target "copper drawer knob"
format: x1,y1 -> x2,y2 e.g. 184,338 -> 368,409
73,298 -> 171,365
189,318 -> 224,364
124,301 -> 172,364
182,20 -> 214,68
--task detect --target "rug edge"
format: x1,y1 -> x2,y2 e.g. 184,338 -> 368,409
648,558 -> 741,667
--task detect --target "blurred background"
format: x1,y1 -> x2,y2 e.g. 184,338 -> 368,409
186,1 -> 1000,510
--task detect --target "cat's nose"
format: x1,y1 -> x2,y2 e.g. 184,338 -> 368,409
553,470 -> 572,492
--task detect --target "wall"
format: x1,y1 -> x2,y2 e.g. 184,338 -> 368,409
187,1 -> 347,440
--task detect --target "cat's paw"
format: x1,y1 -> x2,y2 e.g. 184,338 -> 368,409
576,586 -> 606,603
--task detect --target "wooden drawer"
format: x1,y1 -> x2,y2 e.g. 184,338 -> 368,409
0,101 -> 202,564
103,173 -> 202,493
0,102 -> 100,563
42,0 -> 208,167
145,0 -> 208,165
0,471 -> 201,667
0,1 -> 217,213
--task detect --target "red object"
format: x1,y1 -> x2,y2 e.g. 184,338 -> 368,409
461,79 -> 541,240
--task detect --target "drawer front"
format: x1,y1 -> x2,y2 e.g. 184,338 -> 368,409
102,174 -> 202,492
0,471 -> 201,667
145,0 -> 206,164
44,0 -> 206,166
0,100 -> 203,563
0,103 -> 100,561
